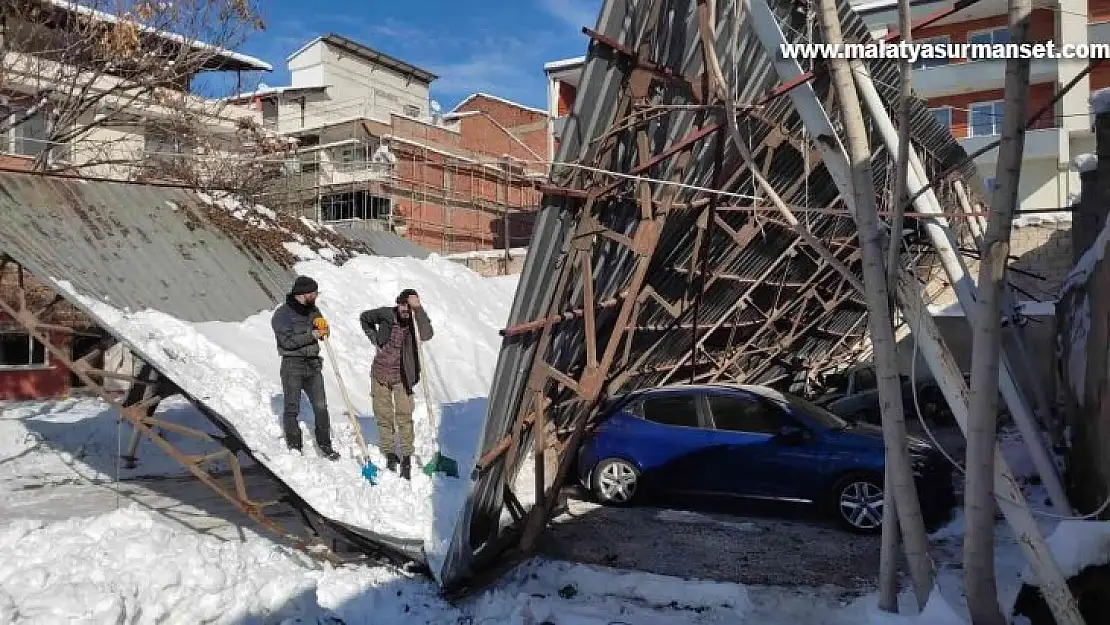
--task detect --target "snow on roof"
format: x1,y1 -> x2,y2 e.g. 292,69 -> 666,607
441,110 -> 482,120
543,56 -> 586,72
223,84 -> 329,102
450,93 -> 549,117
44,0 -> 273,72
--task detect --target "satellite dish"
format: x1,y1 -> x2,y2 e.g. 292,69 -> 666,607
430,100 -> 442,113
258,82 -> 269,90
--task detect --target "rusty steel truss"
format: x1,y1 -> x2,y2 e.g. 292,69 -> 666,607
437,0 -> 990,594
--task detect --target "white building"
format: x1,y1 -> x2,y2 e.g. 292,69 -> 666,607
0,0 -> 270,177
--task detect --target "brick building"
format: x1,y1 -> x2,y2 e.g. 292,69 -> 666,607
0,264 -> 103,401
227,34 -> 549,254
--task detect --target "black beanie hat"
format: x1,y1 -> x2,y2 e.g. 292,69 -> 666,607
291,276 -> 319,295
396,288 -> 418,304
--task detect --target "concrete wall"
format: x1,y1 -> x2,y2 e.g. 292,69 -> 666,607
925,218 -> 1075,308
1056,100 -> 1110,517
445,248 -> 528,276
285,39 -> 431,131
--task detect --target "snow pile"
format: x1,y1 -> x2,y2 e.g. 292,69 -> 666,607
1075,153 -> 1097,174
1091,87 -> 1110,116
0,507 -> 763,625
52,253 -> 519,582
1012,211 -> 1072,228
468,559 -> 751,624
194,190 -> 367,264
1023,520 -> 1110,582
0,507 -> 441,624
1055,201 -> 1110,403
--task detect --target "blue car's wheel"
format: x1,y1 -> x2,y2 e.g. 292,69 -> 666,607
591,458 -> 640,506
830,473 -> 884,534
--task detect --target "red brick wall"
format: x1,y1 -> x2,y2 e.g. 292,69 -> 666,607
910,9 -> 1055,49
1092,0 -> 1110,21
0,331 -> 72,401
460,115 -> 538,162
384,118 -> 542,253
1091,63 -> 1110,92
557,82 -> 577,117
0,155 -> 33,171
454,94 -> 546,129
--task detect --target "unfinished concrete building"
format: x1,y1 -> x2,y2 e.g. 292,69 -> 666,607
226,34 -> 549,254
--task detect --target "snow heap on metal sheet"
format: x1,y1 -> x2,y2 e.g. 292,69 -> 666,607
49,196 -> 518,582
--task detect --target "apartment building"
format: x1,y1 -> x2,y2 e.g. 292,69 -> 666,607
228,34 -> 549,253
0,0 -> 269,178
1,0 -> 270,400
546,0 -> 1108,220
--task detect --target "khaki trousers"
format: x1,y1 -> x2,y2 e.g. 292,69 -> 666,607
372,378 -> 415,457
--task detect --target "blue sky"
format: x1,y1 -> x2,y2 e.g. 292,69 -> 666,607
225,0 -> 603,111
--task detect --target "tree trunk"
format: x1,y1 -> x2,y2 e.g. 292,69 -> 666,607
878,0 -> 913,612
816,0 -> 935,609
965,0 -> 1032,622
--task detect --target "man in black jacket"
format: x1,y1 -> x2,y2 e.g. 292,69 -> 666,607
359,288 -> 434,479
271,276 -> 340,460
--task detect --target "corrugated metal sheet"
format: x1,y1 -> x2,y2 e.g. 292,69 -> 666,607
331,224 -> 432,259
0,171 -> 426,566
0,173 -> 294,321
439,0 -> 983,589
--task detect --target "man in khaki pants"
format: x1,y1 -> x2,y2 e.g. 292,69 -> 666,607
359,289 -> 433,480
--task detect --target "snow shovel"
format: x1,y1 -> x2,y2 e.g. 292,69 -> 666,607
413,318 -> 459,478
322,335 -> 379,485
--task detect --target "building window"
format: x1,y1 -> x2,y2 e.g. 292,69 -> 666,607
0,102 -> 49,157
336,143 -> 370,170
144,128 -> 186,157
970,100 -> 1005,137
403,104 -> 420,117
912,36 -> 951,70
320,191 -> 391,221
968,27 -> 1010,47
929,107 -> 952,129
0,332 -> 48,369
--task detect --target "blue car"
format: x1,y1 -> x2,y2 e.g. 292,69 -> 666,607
576,383 -> 956,533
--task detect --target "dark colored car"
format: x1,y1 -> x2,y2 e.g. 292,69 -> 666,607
576,383 -> 956,533
817,371 -> 952,427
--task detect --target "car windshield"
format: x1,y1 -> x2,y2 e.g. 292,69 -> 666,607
783,391 -> 850,429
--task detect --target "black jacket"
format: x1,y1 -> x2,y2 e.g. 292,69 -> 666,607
359,305 -> 433,392
272,295 -> 324,359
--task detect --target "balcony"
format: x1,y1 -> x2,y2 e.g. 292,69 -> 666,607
959,126 -> 1061,163
317,161 -> 393,186
912,56 -> 1058,99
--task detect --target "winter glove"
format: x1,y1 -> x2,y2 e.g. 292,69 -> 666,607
313,317 -> 330,339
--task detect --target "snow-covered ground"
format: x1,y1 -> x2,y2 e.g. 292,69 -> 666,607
0,502 -> 970,625
4,397 -> 1108,624
52,253 -> 517,582
0,396 -> 223,489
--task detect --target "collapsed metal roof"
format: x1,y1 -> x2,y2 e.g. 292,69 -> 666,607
0,171 -> 428,566
330,224 -> 433,259
439,0 -> 985,591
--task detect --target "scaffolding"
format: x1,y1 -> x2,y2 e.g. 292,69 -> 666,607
260,115 -> 545,257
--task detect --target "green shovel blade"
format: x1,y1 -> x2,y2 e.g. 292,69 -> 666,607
423,452 -> 459,478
